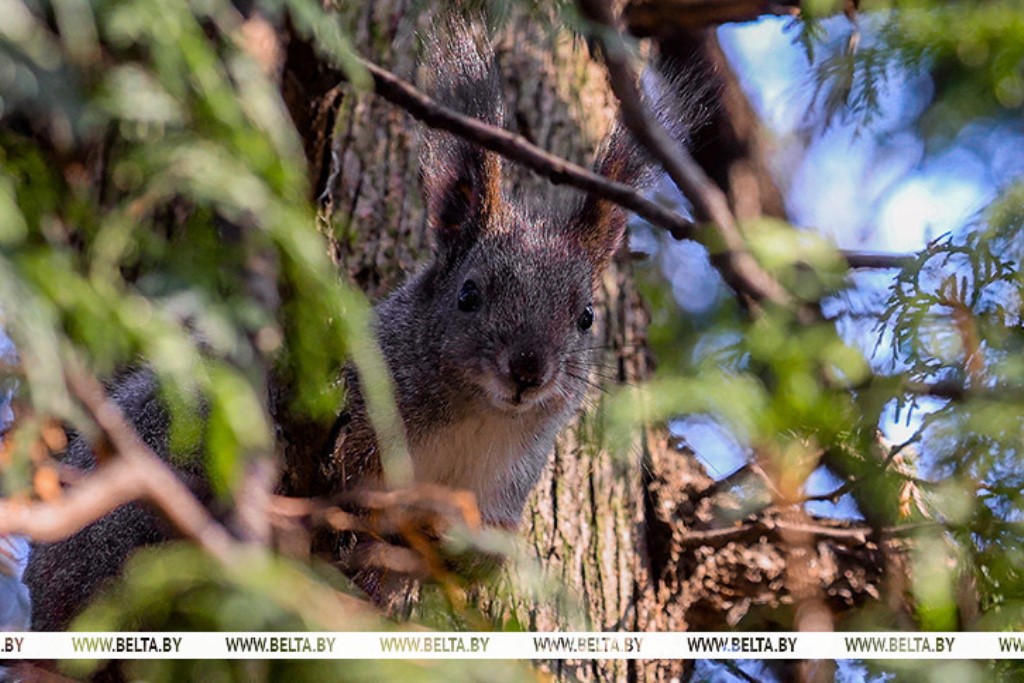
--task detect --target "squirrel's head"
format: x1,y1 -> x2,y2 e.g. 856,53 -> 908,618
415,17 -> 656,415
420,209 -> 604,414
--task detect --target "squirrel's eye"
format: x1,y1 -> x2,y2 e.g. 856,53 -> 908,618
577,304 -> 594,332
458,279 -> 482,312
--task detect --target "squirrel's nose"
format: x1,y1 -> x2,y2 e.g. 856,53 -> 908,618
508,349 -> 545,391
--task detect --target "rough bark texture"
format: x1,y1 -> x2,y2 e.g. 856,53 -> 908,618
279,7 -> 664,681
277,4 -> 897,682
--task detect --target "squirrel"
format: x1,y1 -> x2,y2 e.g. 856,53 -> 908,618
323,18 -> 657,529
23,15 -> 680,630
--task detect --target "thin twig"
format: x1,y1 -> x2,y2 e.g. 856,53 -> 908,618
680,516 -> 873,548
0,364 -> 238,564
803,435 -> 920,504
843,251 -> 913,269
65,365 -> 239,563
0,362 -> 379,627
359,57 -> 696,240
0,454 -> 148,542
354,56 -> 905,274
803,478 -> 855,504
577,0 -> 819,320
715,659 -> 762,683
679,514 -> 1024,549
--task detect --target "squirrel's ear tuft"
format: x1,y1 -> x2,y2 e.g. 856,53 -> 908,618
420,13 -> 504,260
567,67 -> 711,273
566,121 -> 647,272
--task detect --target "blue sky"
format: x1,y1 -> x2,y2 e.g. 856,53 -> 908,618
648,14 -> 1024,526
718,16 -> 1005,254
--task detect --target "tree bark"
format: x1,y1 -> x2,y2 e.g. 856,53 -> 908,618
280,5 -> 668,680
279,4 -> 896,683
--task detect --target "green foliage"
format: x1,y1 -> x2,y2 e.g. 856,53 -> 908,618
67,543 -> 533,681
0,0 -> 414,480
626,7 -> 1024,664
615,270 -> 880,498
2,0 -> 1023,679
877,183 -> 1024,634
797,0 -> 1024,138
627,168 -> 1024,680
883,0 -> 1024,140
0,0 -> 343,457
0,0 -> 511,675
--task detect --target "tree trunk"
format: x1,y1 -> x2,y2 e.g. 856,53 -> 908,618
279,4 -> 893,683
281,4 -> 670,680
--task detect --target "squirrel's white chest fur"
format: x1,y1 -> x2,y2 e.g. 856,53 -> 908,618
409,411 -> 555,525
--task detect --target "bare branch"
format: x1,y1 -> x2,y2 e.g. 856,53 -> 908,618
903,379 -> 965,401
0,456 -> 143,542
869,376 -> 1024,403
353,56 -> 905,278
678,515 -> 962,548
680,509 -> 1024,553
0,362 -> 381,628
680,517 -> 872,548
358,57 -> 696,240
65,366 -> 240,563
624,0 -> 802,35
804,436 -> 919,504
803,478 -> 855,504
0,365 -> 237,564
715,659 -> 763,683
578,0 -> 814,318
843,251 -> 914,269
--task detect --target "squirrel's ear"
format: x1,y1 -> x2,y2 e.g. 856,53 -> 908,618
566,121 -> 650,273
422,137 -> 502,252
420,14 -> 504,260
567,68 -> 709,273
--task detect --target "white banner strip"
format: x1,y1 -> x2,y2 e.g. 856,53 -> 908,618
1,632 -> 1023,660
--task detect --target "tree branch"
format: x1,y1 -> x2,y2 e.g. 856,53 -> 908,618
803,436 -> 919,504
0,361 -> 380,628
680,519 -> 869,548
355,56 -> 905,277
678,515 -> 974,549
716,659 -> 763,683
843,251 -> 914,269
0,364 -> 237,564
358,57 -> 696,240
578,0 -> 822,320
624,0 -> 802,35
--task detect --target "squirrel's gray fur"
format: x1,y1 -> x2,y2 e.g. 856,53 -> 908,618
24,368 -> 212,631
23,14 -> 694,630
